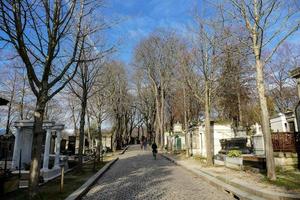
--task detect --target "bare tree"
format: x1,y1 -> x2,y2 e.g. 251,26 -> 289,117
267,45 -> 298,112
0,63 -> 35,132
134,30 -> 182,148
88,67 -> 111,161
217,30 -> 255,130
1,70 -> 17,135
68,47 -> 106,165
188,13 -> 224,165
0,0 -> 98,195
89,92 -> 109,161
134,69 -> 156,143
104,61 -> 128,151
228,0 -> 300,180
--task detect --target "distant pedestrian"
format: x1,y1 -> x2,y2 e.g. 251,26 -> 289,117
143,139 -> 147,150
151,142 -> 158,160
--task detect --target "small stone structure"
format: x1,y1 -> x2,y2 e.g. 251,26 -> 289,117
12,120 -> 54,169
11,120 -> 67,180
165,122 -> 186,152
187,122 -> 235,157
270,112 -> 298,132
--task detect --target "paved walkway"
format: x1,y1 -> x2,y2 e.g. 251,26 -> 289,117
83,145 -> 233,200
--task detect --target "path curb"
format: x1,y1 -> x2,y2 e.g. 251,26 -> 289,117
161,154 -> 300,200
120,146 -> 129,155
65,157 -> 119,200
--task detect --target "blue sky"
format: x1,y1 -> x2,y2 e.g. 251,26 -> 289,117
102,0 -> 300,81
102,0 -> 199,71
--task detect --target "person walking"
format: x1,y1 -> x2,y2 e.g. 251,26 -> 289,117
143,138 -> 147,150
151,142 -> 158,160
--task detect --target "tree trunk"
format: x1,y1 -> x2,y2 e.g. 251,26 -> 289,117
256,59 -> 276,180
237,88 -> 242,126
116,115 -> 123,149
155,96 -> 161,146
112,116 -> 119,152
205,81 -> 213,166
183,86 -> 189,157
78,96 -> 87,165
86,109 -> 92,150
29,95 -> 46,198
97,120 -> 103,162
112,128 -> 116,152
160,87 -> 165,149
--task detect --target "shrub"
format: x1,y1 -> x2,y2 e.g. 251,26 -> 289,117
227,150 -> 242,158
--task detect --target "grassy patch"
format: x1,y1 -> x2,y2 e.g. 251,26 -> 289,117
2,161 -> 107,200
263,171 -> 300,191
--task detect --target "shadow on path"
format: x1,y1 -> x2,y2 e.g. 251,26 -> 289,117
83,146 -> 233,200
84,151 -> 175,200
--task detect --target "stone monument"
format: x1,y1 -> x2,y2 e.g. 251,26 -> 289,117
252,123 -> 265,155
12,120 -> 54,170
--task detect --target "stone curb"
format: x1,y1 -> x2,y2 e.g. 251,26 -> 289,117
120,146 -> 129,155
161,154 -> 300,200
65,157 -> 119,200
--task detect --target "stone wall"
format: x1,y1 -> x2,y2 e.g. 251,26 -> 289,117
273,152 -> 298,170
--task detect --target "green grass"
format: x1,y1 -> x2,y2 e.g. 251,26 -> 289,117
3,161 -> 107,200
263,171 -> 300,191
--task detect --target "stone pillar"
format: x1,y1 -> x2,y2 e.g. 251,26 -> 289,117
43,128 -> 52,171
54,130 -> 62,168
11,127 -> 21,169
53,124 -> 64,169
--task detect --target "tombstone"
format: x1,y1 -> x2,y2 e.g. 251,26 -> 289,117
252,123 -> 265,155
68,136 -> 76,155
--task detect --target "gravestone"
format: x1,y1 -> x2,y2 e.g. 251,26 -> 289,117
252,123 -> 265,155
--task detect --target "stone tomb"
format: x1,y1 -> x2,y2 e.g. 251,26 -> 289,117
11,120 -> 66,181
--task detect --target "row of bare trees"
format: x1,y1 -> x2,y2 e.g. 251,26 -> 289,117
131,0 -> 300,181
0,0 -> 113,197
0,1 -> 299,197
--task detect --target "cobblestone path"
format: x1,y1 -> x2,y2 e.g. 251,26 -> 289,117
83,145 -> 234,200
